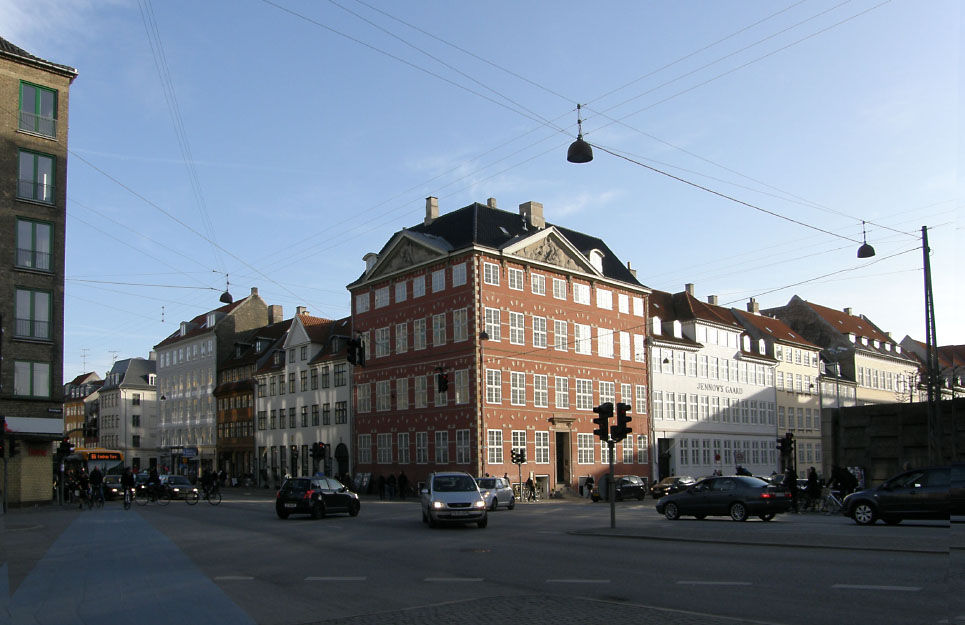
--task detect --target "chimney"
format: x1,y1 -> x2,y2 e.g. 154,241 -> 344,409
685,283 -> 695,297
626,261 -> 637,279
707,295 -> 718,306
844,307 -> 853,316
296,306 -> 308,316
148,350 -> 157,361
424,196 -> 439,226
747,298 -> 759,314
250,287 -> 258,296
519,201 -> 545,229
268,305 -> 283,324
487,197 -> 497,208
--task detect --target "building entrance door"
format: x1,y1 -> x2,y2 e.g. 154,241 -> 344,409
555,432 -> 571,489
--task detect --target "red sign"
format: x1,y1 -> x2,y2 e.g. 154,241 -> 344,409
29,448 -> 48,457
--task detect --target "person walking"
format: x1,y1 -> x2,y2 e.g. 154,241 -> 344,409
526,476 -> 536,502
377,474 -> 386,500
387,473 -> 397,500
398,471 -> 408,500
805,467 -> 821,511
584,475 -> 594,499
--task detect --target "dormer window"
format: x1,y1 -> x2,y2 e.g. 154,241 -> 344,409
652,317 -> 661,336
758,338 -> 766,355
743,335 -> 751,351
589,249 -> 604,273
848,333 -> 856,343
149,375 -> 156,386
896,345 -> 902,354
884,343 -> 891,351
256,340 -> 264,352
873,340 -> 880,349
207,312 -> 217,327
861,336 -> 869,346
180,321 -> 189,337
672,320 -> 682,339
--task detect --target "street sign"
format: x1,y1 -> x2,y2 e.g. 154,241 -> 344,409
734,451 -> 744,463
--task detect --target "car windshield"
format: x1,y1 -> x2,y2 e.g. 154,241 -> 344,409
433,475 -> 477,492
736,476 -> 770,487
283,478 -> 312,493
167,476 -> 191,486
104,476 -> 121,484
477,478 -> 496,489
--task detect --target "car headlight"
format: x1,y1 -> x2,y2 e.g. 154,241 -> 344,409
431,500 -> 445,509
473,499 -> 486,509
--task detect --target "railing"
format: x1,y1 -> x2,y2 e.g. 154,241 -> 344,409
15,317 -> 50,340
19,110 -> 57,138
17,179 -> 55,204
15,248 -> 52,271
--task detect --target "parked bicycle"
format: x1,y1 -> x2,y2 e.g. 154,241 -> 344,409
135,484 -> 171,506
821,488 -> 844,515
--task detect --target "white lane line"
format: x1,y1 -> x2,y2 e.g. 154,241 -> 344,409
424,577 -> 483,583
214,576 -> 254,581
546,579 -> 611,584
832,584 -> 921,592
305,576 -> 367,581
677,581 -> 753,586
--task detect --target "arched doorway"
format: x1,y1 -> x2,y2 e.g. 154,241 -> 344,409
335,443 -> 350,477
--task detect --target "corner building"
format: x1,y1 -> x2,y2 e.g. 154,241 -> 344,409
349,198 -> 651,495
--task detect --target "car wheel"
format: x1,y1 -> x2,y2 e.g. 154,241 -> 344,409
730,502 -> 748,522
637,494 -> 645,501
883,517 -> 901,525
310,502 -> 325,519
759,513 -> 776,522
477,516 -> 488,528
490,497 -> 498,511
277,509 -> 289,520
664,502 -> 680,520
853,502 -> 877,525
694,514 -> 706,520
508,497 -> 515,510
349,501 -> 360,517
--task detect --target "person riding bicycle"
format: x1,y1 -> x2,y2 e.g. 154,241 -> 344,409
825,465 -> 858,497
147,467 -> 161,498
201,469 -> 216,498
77,469 -> 91,509
121,467 -> 136,501
90,466 -> 104,503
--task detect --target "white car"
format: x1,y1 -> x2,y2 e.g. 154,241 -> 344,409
421,472 -> 488,528
475,477 -> 515,510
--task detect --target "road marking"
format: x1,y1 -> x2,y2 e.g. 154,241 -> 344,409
214,576 -> 254,581
832,584 -> 921,592
546,579 -> 610,584
677,581 -> 753,586
424,577 -> 483,582
305,576 -> 367,581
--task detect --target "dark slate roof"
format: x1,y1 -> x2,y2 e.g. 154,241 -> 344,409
101,358 -> 156,391
0,36 -> 77,76
155,297 -> 247,349
219,318 -> 294,369
649,289 -> 742,329
363,202 -> 643,287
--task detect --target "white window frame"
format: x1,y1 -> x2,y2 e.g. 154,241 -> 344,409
555,376 -> 569,409
431,269 -> 445,293
487,429 -> 503,464
452,263 -> 467,287
509,312 -> 525,345
486,369 -> 502,403
552,278 -> 567,300
533,374 -> 548,407
508,267 -> 524,290
483,262 -> 500,286
434,430 -> 449,464
531,273 -> 546,295
485,308 -> 501,341
510,371 -> 526,406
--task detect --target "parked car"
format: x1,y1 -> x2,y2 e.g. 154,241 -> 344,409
276,476 -> 360,519
161,475 -> 199,500
843,467 -> 950,525
475,477 -> 515,510
655,476 -> 792,521
103,475 -> 125,500
421,472 -> 487,528
650,476 -> 696,498
592,475 -> 648,502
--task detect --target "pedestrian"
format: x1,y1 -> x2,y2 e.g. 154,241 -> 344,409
377,474 -> 386,500
826,465 -> 858,497
805,467 -> 820,511
785,466 -> 799,512
526,476 -> 536,501
584,475 -> 594,499
218,469 -> 227,488
398,471 -> 408,500
77,469 -> 90,509
387,473 -> 397,499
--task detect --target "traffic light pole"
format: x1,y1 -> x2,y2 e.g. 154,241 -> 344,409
608,440 -> 616,529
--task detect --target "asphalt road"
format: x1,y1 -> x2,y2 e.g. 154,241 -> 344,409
2,493 -> 956,625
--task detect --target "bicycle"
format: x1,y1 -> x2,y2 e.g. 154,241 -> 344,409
202,484 -> 222,506
135,484 -> 171,506
92,487 -> 105,509
821,489 -> 844,515
123,487 -> 134,510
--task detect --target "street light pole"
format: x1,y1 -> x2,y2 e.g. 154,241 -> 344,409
921,226 -> 942,465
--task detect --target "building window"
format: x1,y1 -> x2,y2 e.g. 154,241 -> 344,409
374,327 -> 390,357
321,365 -> 330,388
375,286 -> 390,308
599,381 -> 615,405
377,433 -> 392,464
311,404 -> 319,426
453,308 -> 468,342
483,262 -> 499,286
335,401 -> 347,424
415,375 -> 427,408
301,406 -> 308,427
396,377 -> 409,410
533,374 -> 548,407
310,368 -> 318,390
398,432 -> 410,464
334,364 -> 347,386
16,218 -> 52,271
454,369 -> 469,404
289,407 -> 296,428
432,313 -> 446,346
596,288 -> 613,310
416,432 -> 429,464
575,378 -> 593,410
554,320 -> 568,351
434,375 -> 447,407
531,273 -> 546,295
508,267 -> 524,290
300,370 -> 308,392
18,150 -> 55,204
597,328 -> 614,358
14,361 -> 49,397
288,372 -> 296,393
555,376 -> 569,408
432,269 -> 446,293
573,283 -> 590,305
358,434 -> 372,464
412,275 -> 426,298
509,312 -> 525,345
552,278 -> 567,300
132,414 -> 141,427
574,324 -> 591,355
19,81 -> 58,137
413,318 -> 426,350
377,380 -> 391,411
452,263 -> 467,286
484,308 -> 501,341
300,346 -> 308,361
15,288 -> 51,340
258,411 -> 267,430
396,322 -> 408,353
534,431 -> 549,464
395,281 -> 407,302
532,316 -> 547,348
322,403 -> 331,425
577,433 -> 594,464
486,369 -> 502,403
487,429 -> 503,464
434,430 -> 449,463
510,372 -> 526,406
456,429 -> 470,464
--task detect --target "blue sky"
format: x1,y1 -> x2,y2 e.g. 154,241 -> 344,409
4,0 -> 960,380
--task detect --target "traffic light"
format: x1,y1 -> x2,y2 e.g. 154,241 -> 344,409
310,442 -> 320,460
592,402 -> 613,442
612,402 -> 632,442
356,338 -> 365,367
10,438 -> 20,457
776,437 -> 787,454
58,438 -> 74,456
518,448 -> 526,464
510,450 -> 518,464
437,371 -> 449,393
346,341 -> 357,365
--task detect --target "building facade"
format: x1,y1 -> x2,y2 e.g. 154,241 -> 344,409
349,198 -> 651,496
0,37 -> 77,506
253,312 -> 354,489
98,357 -> 158,472
63,372 -> 102,449
154,288 -> 269,476
648,287 -> 778,480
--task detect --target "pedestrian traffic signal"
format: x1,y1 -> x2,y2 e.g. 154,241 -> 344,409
437,371 -> 449,393
612,402 -> 632,442
592,402 -> 613,442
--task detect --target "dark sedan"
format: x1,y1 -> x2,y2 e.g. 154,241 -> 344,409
843,467 -> 949,525
276,476 -> 360,519
103,475 -> 125,500
593,475 -> 648,502
650,476 -> 695,498
655,476 -> 792,521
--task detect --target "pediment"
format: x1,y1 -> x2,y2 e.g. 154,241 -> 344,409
505,229 -> 596,275
283,319 -> 310,349
366,233 -> 449,281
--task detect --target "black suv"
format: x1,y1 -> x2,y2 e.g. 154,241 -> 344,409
843,467 -> 949,525
593,475 -> 648,501
650,476 -> 695,498
276,476 -> 360,520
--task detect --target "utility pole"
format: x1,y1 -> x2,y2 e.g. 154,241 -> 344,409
921,226 -> 942,465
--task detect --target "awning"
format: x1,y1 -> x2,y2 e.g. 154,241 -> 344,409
2,416 -> 65,439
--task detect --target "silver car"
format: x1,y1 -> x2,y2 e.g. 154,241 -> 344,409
476,477 -> 515,510
421,472 -> 488,528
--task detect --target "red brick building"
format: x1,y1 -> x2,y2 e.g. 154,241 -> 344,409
349,198 -> 651,495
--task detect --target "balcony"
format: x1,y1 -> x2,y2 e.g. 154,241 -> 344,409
15,317 -> 51,340
19,110 -> 57,138
15,248 -> 52,271
17,179 -> 55,204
